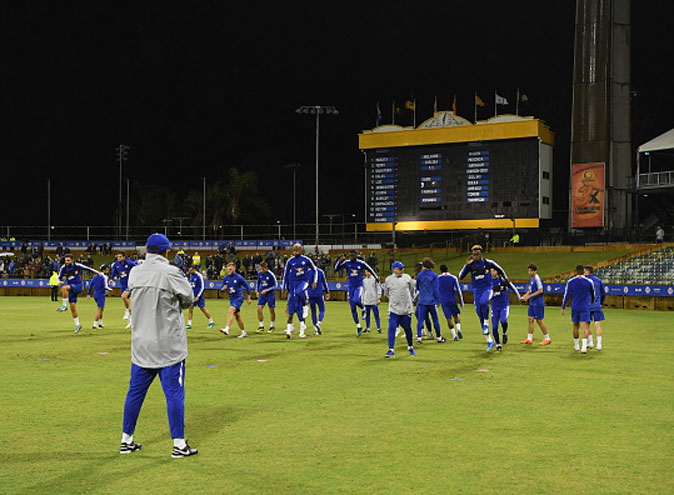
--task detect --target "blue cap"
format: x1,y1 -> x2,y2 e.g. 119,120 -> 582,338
146,233 -> 171,253
392,261 -> 405,270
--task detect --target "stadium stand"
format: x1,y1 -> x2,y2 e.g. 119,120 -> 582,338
594,246 -> 674,284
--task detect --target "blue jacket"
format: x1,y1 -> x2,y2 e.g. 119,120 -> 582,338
256,270 -> 278,293
333,258 -> 378,289
586,274 -> 605,309
438,272 -> 464,306
283,255 -> 318,290
307,268 -> 329,299
458,258 -> 507,292
88,274 -> 112,298
221,272 -> 250,299
111,259 -> 137,282
189,271 -> 205,299
415,269 -> 440,306
490,275 -> 520,309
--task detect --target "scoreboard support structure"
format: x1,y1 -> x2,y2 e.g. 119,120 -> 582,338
359,114 -> 554,232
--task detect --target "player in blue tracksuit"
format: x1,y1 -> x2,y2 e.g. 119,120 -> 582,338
219,262 -> 251,338
458,245 -> 507,352
415,258 -> 446,344
489,268 -> 521,351
256,261 -> 278,333
87,264 -> 112,329
283,243 -> 318,339
307,266 -> 329,335
562,265 -> 596,354
438,265 -> 464,341
186,266 -> 215,330
411,263 -> 433,340
334,250 -> 378,336
57,253 -> 101,334
584,265 -> 606,351
111,252 -> 137,322
520,263 -> 551,345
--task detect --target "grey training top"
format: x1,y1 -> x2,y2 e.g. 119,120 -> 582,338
383,272 -> 415,315
362,276 -> 382,306
128,253 -> 194,368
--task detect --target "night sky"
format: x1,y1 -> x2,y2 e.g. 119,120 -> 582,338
2,1 -> 673,228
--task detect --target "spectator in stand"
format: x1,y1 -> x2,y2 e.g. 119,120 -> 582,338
367,251 -> 379,274
655,225 -> 665,244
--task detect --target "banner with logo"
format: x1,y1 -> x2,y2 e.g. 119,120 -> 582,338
572,162 -> 605,228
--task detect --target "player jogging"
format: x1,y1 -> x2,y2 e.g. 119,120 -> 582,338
584,265 -> 606,351
561,265 -> 596,354
520,263 -> 551,345
186,265 -> 215,330
218,262 -> 251,338
307,265 -> 330,335
87,264 -> 113,329
438,264 -> 464,341
111,252 -> 137,328
383,261 -> 417,358
283,243 -> 318,339
458,245 -> 507,352
56,253 -> 101,334
256,261 -> 278,333
415,257 -> 446,344
489,268 -> 521,351
361,268 -> 381,334
334,250 -> 378,336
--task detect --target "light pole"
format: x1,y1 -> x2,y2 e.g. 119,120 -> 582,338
116,145 -> 130,240
323,214 -> 339,236
295,105 -> 339,246
283,162 -> 301,240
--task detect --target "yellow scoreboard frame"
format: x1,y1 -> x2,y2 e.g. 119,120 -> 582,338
359,114 -> 555,232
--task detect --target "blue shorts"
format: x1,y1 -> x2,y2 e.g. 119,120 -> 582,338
348,286 -> 363,306
94,295 -> 106,309
589,307 -> 605,322
229,296 -> 244,310
528,303 -> 544,320
571,309 -> 591,323
441,302 -> 461,319
257,291 -> 276,308
68,283 -> 82,303
193,295 -> 205,308
119,279 -> 129,293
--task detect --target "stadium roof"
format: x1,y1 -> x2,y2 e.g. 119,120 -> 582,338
639,128 -> 674,153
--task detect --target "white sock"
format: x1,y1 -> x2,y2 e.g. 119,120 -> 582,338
574,338 -> 580,348
485,334 -> 493,343
173,438 -> 186,449
122,433 -> 133,444
287,323 -> 294,333
543,334 -> 550,341
456,323 -> 461,332
357,324 -> 362,329
597,336 -> 602,346
62,298 -> 68,306
224,326 -> 230,333
99,319 -> 103,325
93,320 -> 98,327
270,322 -> 275,328
74,317 -> 80,326
187,320 -> 192,326
259,321 -> 264,327
450,328 -> 457,337
124,309 -> 130,315
240,329 -> 247,336
588,335 -> 594,346
527,333 -> 534,341
581,338 -> 588,351
208,318 -> 214,324
299,322 -> 307,332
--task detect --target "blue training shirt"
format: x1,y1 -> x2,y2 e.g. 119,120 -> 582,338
333,258 -> 378,289
458,258 -> 507,292
88,274 -> 111,298
190,271 -> 205,299
221,272 -> 250,300
111,259 -> 137,283
59,262 -> 99,286
438,272 -> 464,307
527,274 -> 544,306
561,275 -> 595,311
283,255 -> 318,290
307,268 -> 329,299
490,275 -> 520,309
256,270 -> 278,293
586,274 -> 605,309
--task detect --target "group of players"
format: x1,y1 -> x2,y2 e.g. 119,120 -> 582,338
54,243 -> 606,357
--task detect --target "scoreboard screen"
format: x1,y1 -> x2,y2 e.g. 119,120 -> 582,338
366,137 -> 550,226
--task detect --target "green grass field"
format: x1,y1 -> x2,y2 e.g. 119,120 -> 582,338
1,296 -> 672,494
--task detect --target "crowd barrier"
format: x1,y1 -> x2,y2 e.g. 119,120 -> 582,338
0,240 -> 302,250
2,279 -> 674,297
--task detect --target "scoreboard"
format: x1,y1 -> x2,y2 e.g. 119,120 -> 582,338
360,118 -> 554,231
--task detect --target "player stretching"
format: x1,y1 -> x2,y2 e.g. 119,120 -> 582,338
520,263 -> 551,345
111,252 -> 137,328
584,265 -> 606,351
415,258 -> 446,344
561,265 -> 595,353
489,268 -> 520,351
256,261 -> 278,333
383,261 -> 417,358
438,264 -> 464,341
362,269 -> 381,333
186,266 -> 215,330
307,265 -> 330,335
87,264 -> 113,329
334,250 -> 378,337
458,245 -> 507,352
283,244 -> 318,339
219,262 -> 251,338
56,253 -> 101,334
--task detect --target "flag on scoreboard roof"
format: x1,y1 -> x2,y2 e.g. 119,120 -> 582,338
433,96 -> 438,113
495,92 -> 509,105
452,94 -> 457,114
376,102 -> 382,125
405,100 -> 415,110
475,94 -> 485,107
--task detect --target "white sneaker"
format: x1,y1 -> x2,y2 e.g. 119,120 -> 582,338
299,333 -> 307,339
574,346 -> 580,352
125,321 -> 132,329
237,331 -> 248,339
219,328 -> 229,336
285,330 -> 292,339
395,328 -> 401,338
587,342 -> 594,349
421,329 -> 428,337
581,347 -> 587,354
123,312 -> 130,320
596,345 -> 602,351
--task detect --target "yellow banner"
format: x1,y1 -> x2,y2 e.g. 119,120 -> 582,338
572,162 -> 605,228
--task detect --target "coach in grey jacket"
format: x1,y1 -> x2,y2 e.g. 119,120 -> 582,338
119,233 -> 198,458
383,261 -> 417,358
